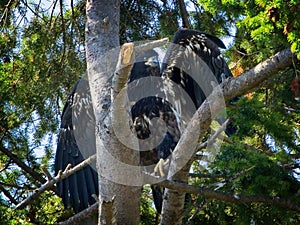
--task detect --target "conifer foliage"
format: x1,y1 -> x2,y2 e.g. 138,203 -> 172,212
0,0 -> 299,224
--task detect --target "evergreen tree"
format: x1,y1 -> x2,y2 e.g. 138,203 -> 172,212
0,0 -> 299,224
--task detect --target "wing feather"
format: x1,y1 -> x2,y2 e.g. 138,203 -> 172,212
54,79 -> 98,213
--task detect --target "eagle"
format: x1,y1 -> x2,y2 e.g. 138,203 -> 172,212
54,29 -> 233,214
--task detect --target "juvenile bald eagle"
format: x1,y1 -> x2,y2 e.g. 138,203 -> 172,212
54,29 -> 233,214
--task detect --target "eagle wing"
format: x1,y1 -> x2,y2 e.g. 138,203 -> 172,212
54,79 -> 98,213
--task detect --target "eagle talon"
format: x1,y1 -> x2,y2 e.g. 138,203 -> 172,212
154,158 -> 170,178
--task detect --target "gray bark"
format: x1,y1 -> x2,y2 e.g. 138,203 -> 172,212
85,0 -> 140,224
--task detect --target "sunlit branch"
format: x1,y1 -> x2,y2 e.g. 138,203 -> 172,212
15,154 -> 96,210
198,118 -> 230,150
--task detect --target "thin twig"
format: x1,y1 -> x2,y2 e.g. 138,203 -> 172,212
20,0 -> 47,23
0,0 -> 13,31
185,199 -> 206,225
41,164 -> 52,180
15,154 -> 96,210
229,49 -> 260,70
198,118 -> 230,150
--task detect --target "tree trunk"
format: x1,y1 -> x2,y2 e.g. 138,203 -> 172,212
85,0 -> 140,224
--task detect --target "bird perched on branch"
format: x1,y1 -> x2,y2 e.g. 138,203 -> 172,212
54,29 -> 233,215
54,49 -> 166,214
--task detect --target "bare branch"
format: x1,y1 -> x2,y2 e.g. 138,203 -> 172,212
41,164 -> 52,181
159,179 -> 300,212
198,118 -> 230,150
135,38 -> 169,54
15,154 -> 96,210
225,48 -> 294,99
58,202 -> 99,225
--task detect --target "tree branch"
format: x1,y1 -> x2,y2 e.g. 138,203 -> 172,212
189,173 -> 225,179
159,179 -> 300,212
59,0 -> 66,60
15,154 -> 96,210
169,48 -> 294,178
135,38 -> 169,54
161,48 -> 295,224
0,0 -> 13,30
111,37 -> 169,99
177,0 -> 190,28
0,185 -> 18,205
19,0 -> 47,23
58,202 -> 99,225
0,146 -> 46,184
198,118 -> 230,150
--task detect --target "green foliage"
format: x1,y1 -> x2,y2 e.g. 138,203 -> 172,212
120,0 -> 162,42
0,192 -> 64,225
140,185 -> 157,225
0,1 -> 86,224
182,3 -> 300,223
200,0 -> 300,56
185,71 -> 300,224
184,198 -> 300,225
212,145 -> 298,196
